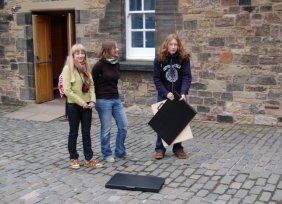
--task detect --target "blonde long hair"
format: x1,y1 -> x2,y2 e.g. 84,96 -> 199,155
66,44 -> 90,82
158,34 -> 190,63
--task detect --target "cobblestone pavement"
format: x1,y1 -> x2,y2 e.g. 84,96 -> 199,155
0,104 -> 282,204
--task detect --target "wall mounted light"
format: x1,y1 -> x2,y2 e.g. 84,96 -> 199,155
11,4 -> 21,13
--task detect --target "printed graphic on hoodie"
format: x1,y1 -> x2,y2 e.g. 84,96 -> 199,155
163,64 -> 181,83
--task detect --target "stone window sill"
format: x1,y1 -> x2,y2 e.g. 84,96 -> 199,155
119,60 -> 153,72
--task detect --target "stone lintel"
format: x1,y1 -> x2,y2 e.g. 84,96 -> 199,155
18,0 -> 88,12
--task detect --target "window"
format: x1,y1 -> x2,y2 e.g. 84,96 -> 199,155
239,0 -> 251,5
0,0 -> 4,9
125,0 -> 155,60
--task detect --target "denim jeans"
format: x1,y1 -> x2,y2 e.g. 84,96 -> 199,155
95,98 -> 128,159
67,103 -> 93,161
155,95 -> 183,153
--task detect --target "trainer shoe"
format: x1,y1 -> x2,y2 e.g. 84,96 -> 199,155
70,159 -> 80,169
175,149 -> 187,159
84,160 -> 103,168
155,150 -> 165,159
105,156 -> 115,163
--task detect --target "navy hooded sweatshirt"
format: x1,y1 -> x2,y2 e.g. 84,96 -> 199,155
153,53 -> 192,98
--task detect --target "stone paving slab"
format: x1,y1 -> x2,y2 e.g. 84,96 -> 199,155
0,105 -> 282,203
3,98 -> 65,122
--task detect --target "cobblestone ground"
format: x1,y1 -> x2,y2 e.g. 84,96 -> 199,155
0,104 -> 282,204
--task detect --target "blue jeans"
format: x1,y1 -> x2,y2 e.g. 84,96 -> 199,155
67,103 -> 93,161
95,99 -> 128,159
155,95 -> 183,153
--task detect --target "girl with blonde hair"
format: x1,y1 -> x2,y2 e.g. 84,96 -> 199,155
62,43 -> 102,169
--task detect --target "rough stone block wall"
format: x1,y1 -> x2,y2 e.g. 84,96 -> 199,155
119,71 -> 156,106
0,0 -> 26,105
177,0 -> 282,126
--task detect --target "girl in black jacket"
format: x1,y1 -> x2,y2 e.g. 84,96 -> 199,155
92,41 -> 128,163
153,34 -> 192,159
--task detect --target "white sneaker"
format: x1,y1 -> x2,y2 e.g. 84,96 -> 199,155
116,152 -> 132,159
105,156 -> 115,163
124,152 -> 132,159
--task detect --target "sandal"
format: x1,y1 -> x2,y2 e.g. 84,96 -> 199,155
83,160 -> 103,168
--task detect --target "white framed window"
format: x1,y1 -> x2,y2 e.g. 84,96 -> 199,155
125,0 -> 155,60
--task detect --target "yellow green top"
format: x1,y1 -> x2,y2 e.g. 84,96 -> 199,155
62,65 -> 96,106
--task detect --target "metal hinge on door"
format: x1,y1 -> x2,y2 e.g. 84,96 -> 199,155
35,54 -> 52,64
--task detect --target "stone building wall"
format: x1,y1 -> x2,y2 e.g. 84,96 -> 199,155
177,0 -> 282,126
0,0 -> 281,126
0,0 -> 27,104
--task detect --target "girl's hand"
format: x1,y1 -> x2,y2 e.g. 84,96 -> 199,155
167,92 -> 174,101
179,94 -> 186,101
83,103 -> 89,109
88,102 -> 96,109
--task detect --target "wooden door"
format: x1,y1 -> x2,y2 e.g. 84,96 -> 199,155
32,15 -> 54,103
67,12 -> 75,52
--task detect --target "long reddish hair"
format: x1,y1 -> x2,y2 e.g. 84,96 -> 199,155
158,34 -> 190,63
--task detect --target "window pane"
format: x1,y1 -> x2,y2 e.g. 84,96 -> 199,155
131,14 -> 143,29
132,32 -> 143,47
130,0 -> 141,11
146,31 -> 155,48
145,13 -> 155,29
239,0 -> 251,5
144,0 -> 155,10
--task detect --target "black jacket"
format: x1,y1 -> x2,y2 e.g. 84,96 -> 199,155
153,54 -> 192,97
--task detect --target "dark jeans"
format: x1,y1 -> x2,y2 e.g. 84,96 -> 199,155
67,103 -> 93,161
155,95 -> 183,153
